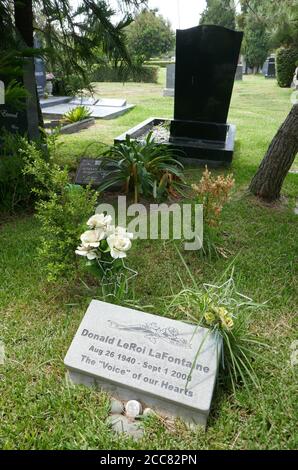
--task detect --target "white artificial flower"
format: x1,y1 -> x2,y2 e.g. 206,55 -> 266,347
87,213 -> 112,230
107,226 -> 133,259
75,245 -> 98,260
80,229 -> 102,248
86,213 -> 113,241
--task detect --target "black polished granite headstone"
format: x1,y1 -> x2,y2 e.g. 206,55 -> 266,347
34,35 -> 46,98
0,76 -> 28,148
115,25 -> 243,165
170,25 -> 243,146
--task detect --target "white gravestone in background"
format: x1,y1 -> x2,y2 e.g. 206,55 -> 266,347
64,300 -> 221,427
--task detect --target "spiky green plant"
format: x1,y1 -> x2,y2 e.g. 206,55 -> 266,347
98,133 -> 184,203
63,105 -> 92,123
167,249 -> 268,394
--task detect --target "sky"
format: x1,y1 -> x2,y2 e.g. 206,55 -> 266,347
147,0 -> 207,30
70,1 -> 208,30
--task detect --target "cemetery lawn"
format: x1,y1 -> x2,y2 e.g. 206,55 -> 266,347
0,73 -> 297,450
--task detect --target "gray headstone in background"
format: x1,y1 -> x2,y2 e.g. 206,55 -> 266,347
163,63 -> 175,97
69,98 -> 127,108
34,35 -> 46,98
262,57 -> 276,78
69,97 -> 99,106
64,300 -> 221,427
235,64 -> 243,80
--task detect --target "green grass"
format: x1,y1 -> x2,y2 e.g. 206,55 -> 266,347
0,73 -> 297,449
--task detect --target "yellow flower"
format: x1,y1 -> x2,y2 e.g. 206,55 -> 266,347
218,307 -> 229,319
213,306 -> 234,330
224,317 -> 234,330
204,311 -> 216,325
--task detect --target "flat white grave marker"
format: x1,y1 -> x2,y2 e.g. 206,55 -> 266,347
64,300 -> 221,426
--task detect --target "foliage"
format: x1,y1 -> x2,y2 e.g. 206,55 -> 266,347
91,63 -> 158,83
22,136 -> 98,282
2,79 -> 28,110
126,9 -> 175,62
63,106 -> 92,123
167,257 -> 267,394
38,1 -> 147,86
0,50 -> 29,117
99,133 -> 184,203
269,2 -> 298,49
144,60 -> 174,68
0,77 -> 297,449
238,1 -> 297,57
192,167 -> 235,227
191,167 -> 234,257
242,14 -> 269,70
276,45 -> 298,88
53,73 -> 94,97
2,1 -> 147,107
200,0 -> 236,30
0,132 -> 35,212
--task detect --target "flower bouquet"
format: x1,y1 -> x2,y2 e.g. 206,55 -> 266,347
76,213 -> 137,297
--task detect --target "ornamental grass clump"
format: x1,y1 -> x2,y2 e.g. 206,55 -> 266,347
192,166 -> 235,257
167,252 -> 268,394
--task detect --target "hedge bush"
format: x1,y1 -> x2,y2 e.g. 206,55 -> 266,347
0,132 -> 35,213
144,60 -> 174,68
91,65 -> 158,83
276,46 -> 298,88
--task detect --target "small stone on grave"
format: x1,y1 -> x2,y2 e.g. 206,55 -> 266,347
125,400 -> 142,419
143,408 -> 155,417
110,398 -> 124,415
107,415 -> 144,440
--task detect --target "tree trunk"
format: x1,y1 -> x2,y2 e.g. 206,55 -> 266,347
14,0 -> 42,139
14,0 -> 34,47
249,104 -> 298,201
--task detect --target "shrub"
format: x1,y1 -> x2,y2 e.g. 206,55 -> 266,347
63,106 -> 92,123
99,133 -> 184,203
91,65 -> 158,83
0,132 -> 36,212
144,60 -> 174,68
276,46 -> 298,88
52,73 -> 94,96
22,137 -> 98,282
132,66 -> 159,83
192,167 -> 234,257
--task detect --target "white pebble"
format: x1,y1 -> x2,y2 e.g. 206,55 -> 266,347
125,400 -> 142,418
143,407 -> 155,417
